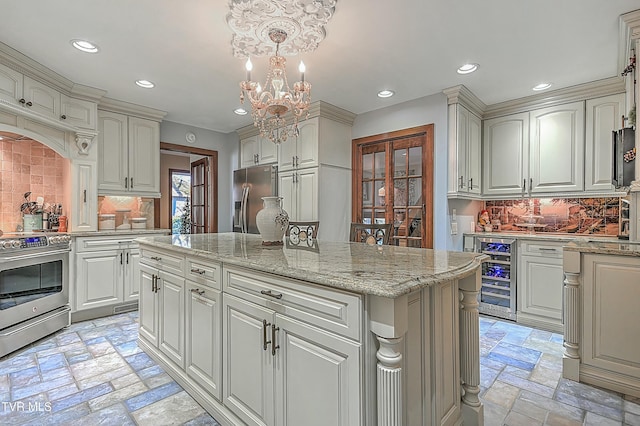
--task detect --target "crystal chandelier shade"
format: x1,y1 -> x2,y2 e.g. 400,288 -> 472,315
240,28 -> 311,144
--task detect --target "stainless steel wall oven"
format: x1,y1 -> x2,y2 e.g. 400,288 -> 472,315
0,233 -> 71,358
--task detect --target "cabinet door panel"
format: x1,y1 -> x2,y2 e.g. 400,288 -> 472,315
278,172 -> 296,221
519,255 -> 563,320
259,135 -> 278,164
128,117 -> 160,194
278,136 -> 297,171
223,294 -> 275,426
186,283 -> 221,400
585,94 -> 624,192
296,169 -> 318,222
98,111 -> 128,192
241,136 -> 260,168
529,102 -> 584,193
23,76 -> 60,119
124,249 -> 140,303
60,94 -> 97,130
0,63 -> 23,105
483,113 -> 529,196
73,161 -> 96,232
275,315 -> 360,426
139,265 -> 158,346
158,271 -> 185,368
296,118 -> 319,169
467,112 -> 482,195
455,106 -> 468,192
75,250 -> 121,310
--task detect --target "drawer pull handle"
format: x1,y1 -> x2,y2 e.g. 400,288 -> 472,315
150,256 -> 162,261
271,324 -> 280,356
190,288 -> 205,296
260,290 -> 283,299
190,268 -> 206,275
539,248 -> 557,251
262,319 -> 271,351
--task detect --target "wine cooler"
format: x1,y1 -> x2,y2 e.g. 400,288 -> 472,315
475,237 -> 517,320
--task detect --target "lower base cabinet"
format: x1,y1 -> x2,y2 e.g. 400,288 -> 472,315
517,241 -> 564,333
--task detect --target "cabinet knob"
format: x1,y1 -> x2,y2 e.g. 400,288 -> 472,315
19,98 -> 26,104
262,319 -> 271,351
271,324 -> 280,356
60,114 -> 67,120
26,101 -> 32,107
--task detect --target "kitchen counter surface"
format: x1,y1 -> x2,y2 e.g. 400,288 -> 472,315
136,232 -> 487,298
563,240 -> 640,257
72,229 -> 171,237
464,231 -> 621,243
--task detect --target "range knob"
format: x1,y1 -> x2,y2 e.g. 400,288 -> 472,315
2,240 -> 12,249
11,240 -> 21,248
62,235 -> 70,243
49,236 -> 59,244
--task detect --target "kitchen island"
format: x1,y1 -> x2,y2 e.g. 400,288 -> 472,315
563,241 -> 640,398
136,232 -> 487,426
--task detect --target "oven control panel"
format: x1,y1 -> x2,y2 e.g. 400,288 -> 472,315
0,234 -> 70,251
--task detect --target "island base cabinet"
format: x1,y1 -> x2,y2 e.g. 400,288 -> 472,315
158,270 -> 185,369
139,265 -> 158,346
223,294 -> 361,426
186,281 -> 222,401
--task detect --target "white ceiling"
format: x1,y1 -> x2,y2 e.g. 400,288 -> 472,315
0,1 -> 637,134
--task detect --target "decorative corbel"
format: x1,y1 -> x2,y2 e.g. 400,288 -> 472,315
75,132 -> 96,155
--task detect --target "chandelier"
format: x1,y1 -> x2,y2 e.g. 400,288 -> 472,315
239,28 -> 311,144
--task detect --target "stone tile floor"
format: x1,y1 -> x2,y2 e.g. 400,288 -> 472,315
1,312 -> 639,425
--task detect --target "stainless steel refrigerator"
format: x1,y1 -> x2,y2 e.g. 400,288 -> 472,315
233,165 -> 278,233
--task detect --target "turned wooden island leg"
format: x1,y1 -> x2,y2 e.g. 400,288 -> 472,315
375,336 -> 404,425
459,269 -> 484,426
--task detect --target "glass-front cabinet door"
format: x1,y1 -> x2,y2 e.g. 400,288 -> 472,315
352,125 -> 433,248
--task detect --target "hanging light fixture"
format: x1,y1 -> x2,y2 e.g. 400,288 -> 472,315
239,28 -> 311,144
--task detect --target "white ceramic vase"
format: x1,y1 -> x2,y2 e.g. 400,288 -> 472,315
255,196 -> 289,245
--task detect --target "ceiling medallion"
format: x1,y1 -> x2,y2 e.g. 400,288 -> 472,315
226,0 -> 337,58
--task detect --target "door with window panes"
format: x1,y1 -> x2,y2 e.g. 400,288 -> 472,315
352,125 -> 433,248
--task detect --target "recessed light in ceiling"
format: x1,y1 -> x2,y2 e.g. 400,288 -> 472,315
234,107 -> 248,115
135,80 -> 155,89
70,39 -> 99,53
377,90 -> 394,98
532,83 -> 552,91
457,63 -> 479,74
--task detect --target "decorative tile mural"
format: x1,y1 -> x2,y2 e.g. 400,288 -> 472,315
484,198 -> 623,236
0,139 -> 69,233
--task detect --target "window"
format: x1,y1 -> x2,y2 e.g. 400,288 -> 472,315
170,170 -> 190,234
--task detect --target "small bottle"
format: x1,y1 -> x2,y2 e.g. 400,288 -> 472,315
42,212 -> 49,230
58,216 -> 67,232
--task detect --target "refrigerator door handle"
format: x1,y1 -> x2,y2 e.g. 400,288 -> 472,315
242,185 -> 250,233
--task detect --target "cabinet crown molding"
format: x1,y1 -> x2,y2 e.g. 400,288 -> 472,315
619,9 -> 640,73
98,97 -> 167,122
482,77 -> 625,120
236,100 -> 356,139
442,85 -> 486,117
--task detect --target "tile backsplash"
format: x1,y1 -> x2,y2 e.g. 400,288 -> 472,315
484,197 -> 624,236
98,196 -> 155,228
0,139 -> 69,233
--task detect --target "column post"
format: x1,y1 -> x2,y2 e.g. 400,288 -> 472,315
563,250 -> 582,380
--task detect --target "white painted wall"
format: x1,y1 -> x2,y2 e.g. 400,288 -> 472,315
159,121 -> 239,232
352,93 -> 456,250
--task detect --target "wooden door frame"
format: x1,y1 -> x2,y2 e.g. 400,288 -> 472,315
157,142 -> 218,232
351,124 -> 434,248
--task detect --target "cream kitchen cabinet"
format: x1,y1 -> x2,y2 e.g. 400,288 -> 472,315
71,160 -> 97,232
74,236 -> 141,317
0,63 -> 61,120
585,93 -> 625,192
97,110 -> 160,196
448,104 -> 482,197
278,168 -> 318,222
222,267 -> 361,426
516,241 -> 564,333
139,247 -> 186,368
483,102 -> 585,196
278,117 -> 319,171
240,135 -> 278,167
60,94 -> 97,130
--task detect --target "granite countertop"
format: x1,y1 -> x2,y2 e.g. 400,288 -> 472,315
463,231 -> 621,243
563,240 -> 640,257
136,233 -> 487,298
72,229 -> 171,237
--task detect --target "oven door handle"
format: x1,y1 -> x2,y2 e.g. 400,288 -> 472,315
0,248 -> 70,262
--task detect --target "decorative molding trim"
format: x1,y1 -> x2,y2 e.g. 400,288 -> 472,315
75,132 -> 95,155
0,41 -> 106,102
0,98 -> 90,134
98,97 -> 167,122
226,0 -> 337,58
618,10 -> 640,73
483,77 -> 626,120
375,335 -> 403,426
236,100 -> 355,139
442,85 -> 486,118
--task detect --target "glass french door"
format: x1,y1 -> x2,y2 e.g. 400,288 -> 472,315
353,125 -> 433,248
190,157 -> 208,234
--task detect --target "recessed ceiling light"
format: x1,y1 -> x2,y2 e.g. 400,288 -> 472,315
532,83 -> 552,91
70,39 -> 99,53
234,107 -> 248,115
377,90 -> 394,98
135,80 -> 155,89
457,63 -> 479,74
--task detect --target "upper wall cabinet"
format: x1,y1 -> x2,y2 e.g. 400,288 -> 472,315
239,135 -> 278,168
278,117 -> 319,171
0,63 -> 97,130
447,104 -> 482,197
98,110 -> 160,197
483,102 -> 585,196
483,112 -> 530,196
585,93 -> 625,192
